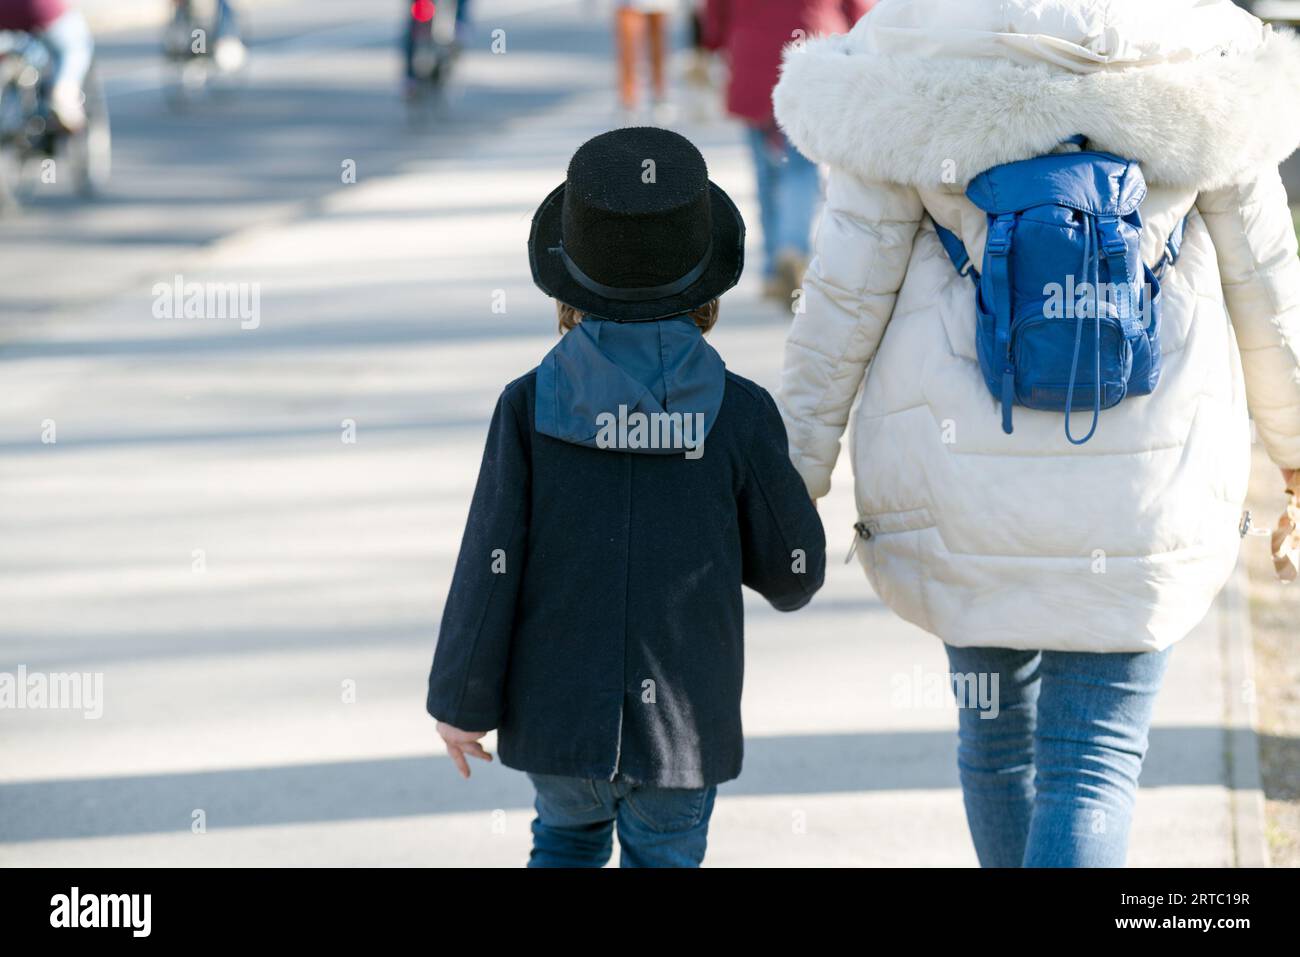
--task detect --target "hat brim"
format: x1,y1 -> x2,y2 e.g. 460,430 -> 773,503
528,180 -> 746,323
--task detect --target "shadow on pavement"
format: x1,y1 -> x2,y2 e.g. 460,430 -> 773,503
0,726 -> 1263,843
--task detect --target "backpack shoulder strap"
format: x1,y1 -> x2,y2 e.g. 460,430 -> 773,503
1157,215 -> 1188,275
984,213 -> 1018,435
933,222 -> 979,281
1096,215 -> 1146,338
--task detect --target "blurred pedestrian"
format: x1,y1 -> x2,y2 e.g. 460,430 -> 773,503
0,0 -> 93,131
683,0 -> 708,86
703,0 -> 873,303
680,0 -> 718,123
615,0 -> 676,123
426,127 -> 825,868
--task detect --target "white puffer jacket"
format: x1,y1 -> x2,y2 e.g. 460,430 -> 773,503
773,0 -> 1300,652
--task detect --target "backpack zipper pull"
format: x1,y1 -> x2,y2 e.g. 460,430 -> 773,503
844,522 -> 872,564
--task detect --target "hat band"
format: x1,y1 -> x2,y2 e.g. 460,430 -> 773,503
549,241 -> 713,303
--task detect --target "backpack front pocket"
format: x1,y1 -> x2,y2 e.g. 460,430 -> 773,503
1011,311 -> 1131,412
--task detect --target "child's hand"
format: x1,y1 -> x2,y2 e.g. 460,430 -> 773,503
436,722 -> 493,779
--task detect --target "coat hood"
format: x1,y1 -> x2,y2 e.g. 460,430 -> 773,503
774,0 -> 1300,191
534,316 -> 725,455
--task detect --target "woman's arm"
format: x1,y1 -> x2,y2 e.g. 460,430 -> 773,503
778,170 -> 923,498
1199,166 -> 1300,472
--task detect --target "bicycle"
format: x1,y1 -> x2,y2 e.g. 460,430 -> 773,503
404,0 -> 461,120
0,30 -> 110,211
163,0 -> 248,110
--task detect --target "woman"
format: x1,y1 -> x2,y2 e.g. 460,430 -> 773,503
773,0 -> 1300,866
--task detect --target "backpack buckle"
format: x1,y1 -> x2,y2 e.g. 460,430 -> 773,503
1098,217 -> 1127,258
1157,216 -> 1188,276
986,217 -> 1015,256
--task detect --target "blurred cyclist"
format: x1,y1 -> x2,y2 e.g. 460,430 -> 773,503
168,0 -> 246,72
402,0 -> 472,99
0,0 -> 93,131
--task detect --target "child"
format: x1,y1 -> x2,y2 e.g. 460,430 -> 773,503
426,127 -> 826,868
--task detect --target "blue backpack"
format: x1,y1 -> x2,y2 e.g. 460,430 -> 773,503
934,137 -> 1185,444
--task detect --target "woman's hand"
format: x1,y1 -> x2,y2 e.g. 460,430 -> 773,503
1272,468 -> 1299,581
436,721 -> 493,779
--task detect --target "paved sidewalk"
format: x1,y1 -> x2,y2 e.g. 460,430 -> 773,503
0,0 -> 1262,866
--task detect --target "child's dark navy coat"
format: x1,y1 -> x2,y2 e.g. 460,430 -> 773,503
426,317 -> 826,789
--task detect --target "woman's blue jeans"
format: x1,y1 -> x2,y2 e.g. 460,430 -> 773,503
526,772 -> 716,868
943,644 -> 1171,868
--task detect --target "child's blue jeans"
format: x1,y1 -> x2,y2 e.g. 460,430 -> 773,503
943,644 -> 1171,867
526,772 -> 716,868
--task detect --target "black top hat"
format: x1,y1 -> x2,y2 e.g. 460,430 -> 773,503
529,127 -> 745,323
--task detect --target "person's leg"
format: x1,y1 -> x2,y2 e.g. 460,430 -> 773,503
402,9 -> 417,82
615,783 -> 716,867
773,133 -> 820,261
943,644 -> 1042,867
645,12 -> 667,103
40,12 -> 94,92
214,0 -> 241,41
166,1 -> 192,58
615,8 -> 641,111
209,0 -> 246,72
770,132 -> 822,300
38,11 -> 94,132
744,125 -> 779,281
453,0 -> 473,45
526,773 -> 616,868
1024,648 -> 1171,867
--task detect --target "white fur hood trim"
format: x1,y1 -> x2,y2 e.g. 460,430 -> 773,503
774,16 -> 1300,191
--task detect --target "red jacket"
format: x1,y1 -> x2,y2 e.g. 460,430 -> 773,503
703,0 -> 874,126
0,0 -> 67,31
